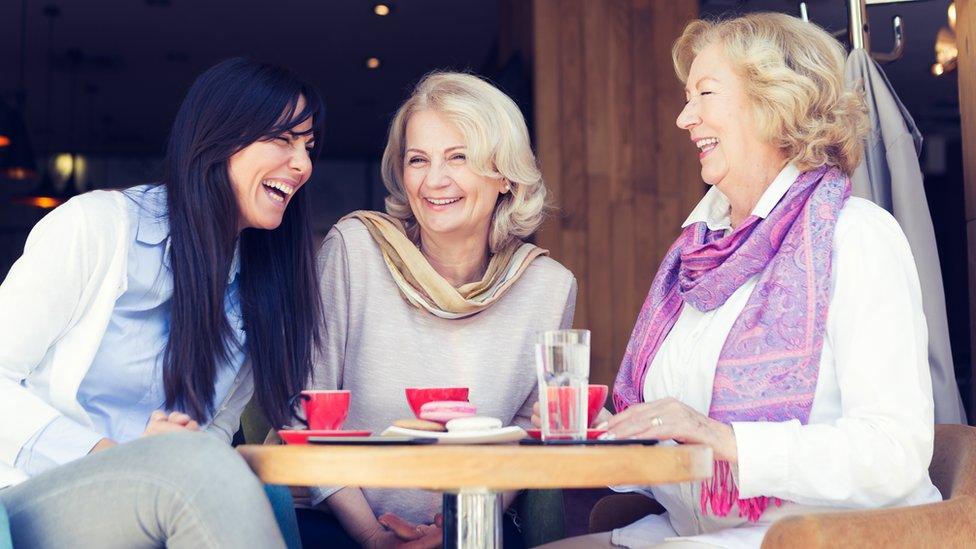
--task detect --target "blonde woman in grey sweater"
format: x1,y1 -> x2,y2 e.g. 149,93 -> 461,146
297,72 -> 577,548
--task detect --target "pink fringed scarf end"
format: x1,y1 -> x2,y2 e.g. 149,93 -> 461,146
699,460 -> 782,523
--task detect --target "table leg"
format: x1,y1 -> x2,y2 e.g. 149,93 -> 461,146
442,489 -> 503,548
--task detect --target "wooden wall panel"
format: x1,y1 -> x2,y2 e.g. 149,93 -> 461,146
557,0 -> 590,330
582,1 -> 614,382
531,0 -> 561,260
608,0 -> 638,369
958,0 -> 976,419
528,0 -> 701,386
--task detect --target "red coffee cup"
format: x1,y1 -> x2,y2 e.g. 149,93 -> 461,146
405,387 -> 470,418
588,384 -> 609,425
297,390 -> 350,430
543,384 -> 609,434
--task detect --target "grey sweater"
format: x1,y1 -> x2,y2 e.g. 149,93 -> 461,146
311,218 -> 577,524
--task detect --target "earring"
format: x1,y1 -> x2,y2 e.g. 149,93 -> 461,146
504,183 -> 511,193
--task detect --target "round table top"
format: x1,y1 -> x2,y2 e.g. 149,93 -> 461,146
237,443 -> 713,491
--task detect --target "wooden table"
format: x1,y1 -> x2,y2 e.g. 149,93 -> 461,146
238,443 -> 713,548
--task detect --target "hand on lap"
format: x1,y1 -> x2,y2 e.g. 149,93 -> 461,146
143,410 -> 201,437
378,512 -> 443,548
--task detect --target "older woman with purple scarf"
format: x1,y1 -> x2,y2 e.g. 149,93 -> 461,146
542,12 -> 942,549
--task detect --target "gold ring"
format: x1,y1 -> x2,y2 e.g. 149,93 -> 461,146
650,416 -> 664,427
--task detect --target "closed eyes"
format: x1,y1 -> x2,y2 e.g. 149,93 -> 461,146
274,134 -> 315,152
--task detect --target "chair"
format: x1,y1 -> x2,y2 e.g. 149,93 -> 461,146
588,492 -> 665,535
588,424 -> 976,548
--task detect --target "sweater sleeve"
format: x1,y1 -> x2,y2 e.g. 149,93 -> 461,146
732,202 -> 935,507
560,277 -> 579,330
206,361 -> 255,443
512,275 -> 578,429
310,227 -> 351,392
308,226 -> 353,504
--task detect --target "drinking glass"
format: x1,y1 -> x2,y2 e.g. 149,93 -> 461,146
535,329 -> 590,441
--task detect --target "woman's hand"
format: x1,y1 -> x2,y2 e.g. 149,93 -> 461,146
532,401 -> 613,428
606,397 -> 738,462
531,401 -> 542,428
377,513 -> 443,548
89,438 -> 117,453
143,410 -> 200,437
590,407 -> 612,428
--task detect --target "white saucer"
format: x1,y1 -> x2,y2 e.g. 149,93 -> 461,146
381,425 -> 527,444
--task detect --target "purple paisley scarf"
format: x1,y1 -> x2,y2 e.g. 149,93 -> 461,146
612,165 -> 849,522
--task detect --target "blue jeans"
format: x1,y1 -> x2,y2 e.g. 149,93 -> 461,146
0,501 -> 12,549
264,485 -> 301,549
0,432 -> 286,548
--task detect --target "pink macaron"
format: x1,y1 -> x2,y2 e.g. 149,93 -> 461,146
419,400 -> 477,423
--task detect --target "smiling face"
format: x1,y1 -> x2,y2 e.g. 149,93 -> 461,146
401,109 -> 508,244
676,41 -> 785,189
228,95 -> 315,232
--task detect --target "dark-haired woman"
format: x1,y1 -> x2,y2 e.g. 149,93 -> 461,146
0,58 -> 322,548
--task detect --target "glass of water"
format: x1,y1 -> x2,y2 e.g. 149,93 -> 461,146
536,329 -> 590,441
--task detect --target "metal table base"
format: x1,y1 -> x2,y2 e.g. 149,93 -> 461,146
442,490 -> 503,548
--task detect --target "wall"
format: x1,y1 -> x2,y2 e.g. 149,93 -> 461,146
528,0 -> 702,386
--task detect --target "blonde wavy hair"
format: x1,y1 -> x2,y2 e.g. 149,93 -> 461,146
380,71 -> 548,253
673,12 -> 869,174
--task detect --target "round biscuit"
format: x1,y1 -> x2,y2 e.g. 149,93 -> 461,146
393,418 -> 447,432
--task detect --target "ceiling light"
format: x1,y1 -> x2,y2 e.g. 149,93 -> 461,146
16,195 -> 61,209
932,3 -> 957,77
1,0 -> 38,180
12,169 -> 64,209
0,101 -> 37,180
367,57 -> 381,69
53,153 -> 74,182
4,167 -> 32,180
373,4 -> 391,16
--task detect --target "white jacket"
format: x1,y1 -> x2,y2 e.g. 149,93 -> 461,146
0,190 -> 253,488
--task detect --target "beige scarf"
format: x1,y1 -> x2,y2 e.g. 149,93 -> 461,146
343,211 -> 548,319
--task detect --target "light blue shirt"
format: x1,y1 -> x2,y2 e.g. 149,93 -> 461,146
15,185 -> 245,476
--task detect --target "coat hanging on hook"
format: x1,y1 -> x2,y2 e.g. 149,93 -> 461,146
843,50 -> 967,424
797,1 -> 967,422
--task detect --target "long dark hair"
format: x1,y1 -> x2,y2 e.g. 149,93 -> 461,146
163,57 -> 323,428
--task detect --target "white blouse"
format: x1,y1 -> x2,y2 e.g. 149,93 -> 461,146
613,165 -> 942,549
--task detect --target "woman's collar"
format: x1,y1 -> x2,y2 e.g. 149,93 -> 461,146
681,162 -> 801,230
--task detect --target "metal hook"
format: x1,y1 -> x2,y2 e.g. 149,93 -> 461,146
798,1 -> 905,63
799,2 -> 864,40
870,15 -> 905,62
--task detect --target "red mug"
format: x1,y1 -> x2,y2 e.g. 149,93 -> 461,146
405,387 -> 470,418
544,384 -> 609,432
295,390 -> 350,430
587,384 -> 609,425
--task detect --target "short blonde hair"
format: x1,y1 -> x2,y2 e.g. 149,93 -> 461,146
381,71 -> 548,252
673,12 -> 868,174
